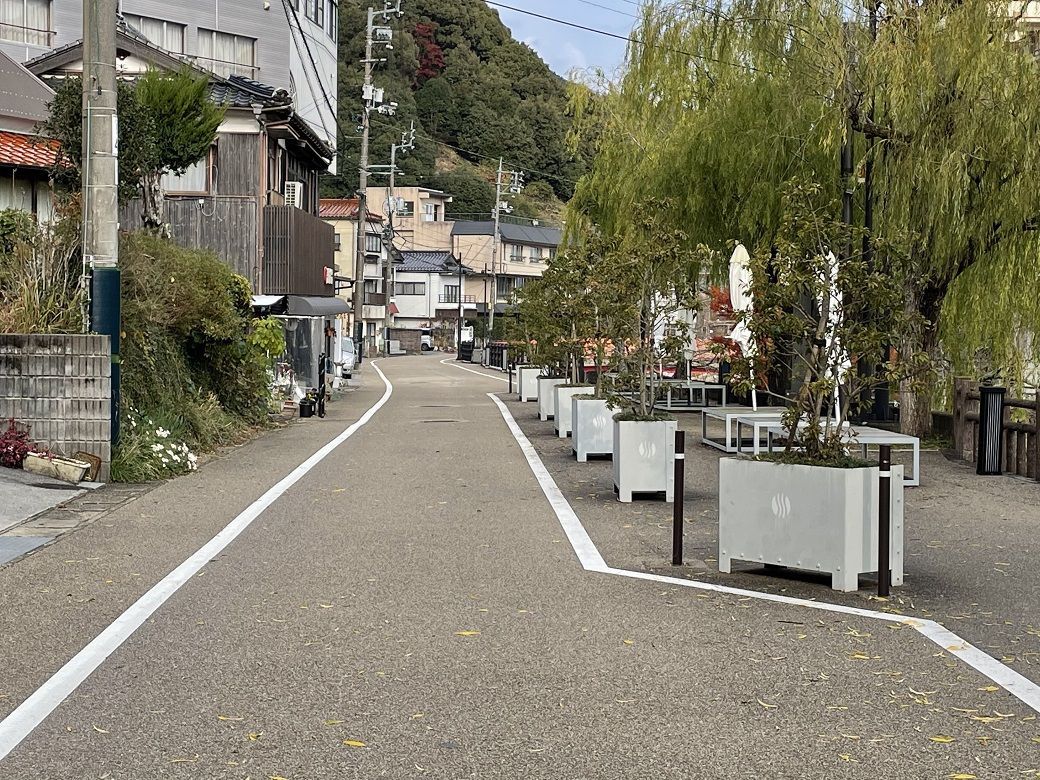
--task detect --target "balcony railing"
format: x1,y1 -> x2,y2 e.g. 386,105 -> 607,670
262,206 -> 335,296
364,292 -> 387,306
438,293 -> 477,304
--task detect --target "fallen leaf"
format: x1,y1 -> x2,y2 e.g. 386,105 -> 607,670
848,653 -> 871,661
217,715 -> 244,721
622,639 -> 634,646
454,630 -> 481,637
248,732 -> 262,741
929,735 -> 955,744
757,699 -> 778,709
343,739 -> 366,748
948,774 -> 976,779
324,719 -> 344,726
92,725 -> 109,734
978,686 -> 999,693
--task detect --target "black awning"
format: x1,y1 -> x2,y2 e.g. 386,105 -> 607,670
285,295 -> 351,316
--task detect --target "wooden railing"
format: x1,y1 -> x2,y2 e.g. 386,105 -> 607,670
953,378 -> 1039,479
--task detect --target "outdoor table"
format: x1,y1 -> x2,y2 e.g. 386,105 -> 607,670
734,414 -> 787,455
701,407 -> 784,453
765,424 -> 921,487
659,379 -> 727,410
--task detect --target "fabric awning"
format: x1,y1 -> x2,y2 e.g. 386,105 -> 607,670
251,295 -> 286,308
285,295 -> 351,316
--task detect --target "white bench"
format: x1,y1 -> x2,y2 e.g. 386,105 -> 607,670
701,407 -> 785,453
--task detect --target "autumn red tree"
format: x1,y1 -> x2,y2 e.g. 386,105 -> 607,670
413,23 -> 445,85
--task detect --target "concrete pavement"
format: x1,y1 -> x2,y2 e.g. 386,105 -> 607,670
0,356 -> 1038,778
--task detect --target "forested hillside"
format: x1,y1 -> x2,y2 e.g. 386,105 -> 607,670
323,0 -> 582,221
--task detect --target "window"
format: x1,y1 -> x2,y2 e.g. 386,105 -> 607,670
363,279 -> 379,294
197,29 -> 257,78
423,203 -> 440,222
334,233 -> 341,251
496,276 -> 514,299
507,243 -> 523,263
365,233 -> 382,253
548,247 -> 557,262
529,246 -> 544,263
162,157 -> 209,193
124,13 -> 185,53
0,0 -> 50,46
327,0 -> 338,39
395,281 -> 426,296
443,284 -> 460,303
398,200 -> 415,217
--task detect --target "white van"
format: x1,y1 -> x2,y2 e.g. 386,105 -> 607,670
420,328 -> 434,351
340,336 -> 357,378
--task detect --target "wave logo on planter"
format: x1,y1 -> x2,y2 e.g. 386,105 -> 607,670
591,414 -> 607,430
771,492 -> 792,519
637,440 -> 657,459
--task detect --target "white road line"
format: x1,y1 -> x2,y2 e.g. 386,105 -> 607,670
0,363 -> 395,762
440,357 -> 509,383
488,391 -> 1040,714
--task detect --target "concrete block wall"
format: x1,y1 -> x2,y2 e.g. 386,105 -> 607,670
0,334 -> 112,481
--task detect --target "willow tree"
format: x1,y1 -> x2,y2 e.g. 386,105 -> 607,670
570,0 -> 1040,435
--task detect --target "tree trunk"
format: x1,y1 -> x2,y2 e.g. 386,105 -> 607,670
140,171 -> 170,238
899,285 -> 942,437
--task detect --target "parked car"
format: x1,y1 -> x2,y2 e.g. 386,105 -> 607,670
339,337 -> 357,378
420,328 -> 434,351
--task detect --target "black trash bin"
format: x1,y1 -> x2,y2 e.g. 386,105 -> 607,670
976,385 -> 1006,475
299,398 -> 316,418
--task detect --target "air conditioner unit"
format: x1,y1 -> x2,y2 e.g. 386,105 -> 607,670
284,181 -> 304,210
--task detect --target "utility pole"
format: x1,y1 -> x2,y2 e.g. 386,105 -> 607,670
83,0 -> 121,443
354,1 -> 401,358
487,158 -> 523,350
381,122 -> 414,354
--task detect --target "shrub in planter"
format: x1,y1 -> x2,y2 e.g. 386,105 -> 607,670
0,418 -> 33,468
554,384 -> 593,437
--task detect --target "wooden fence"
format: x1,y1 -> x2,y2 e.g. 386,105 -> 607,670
952,378 -> 1039,480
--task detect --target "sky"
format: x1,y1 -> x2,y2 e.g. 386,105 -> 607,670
485,0 -> 635,79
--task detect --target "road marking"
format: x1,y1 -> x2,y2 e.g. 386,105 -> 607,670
0,363 -> 395,762
488,392 -> 1040,714
440,357 -> 509,383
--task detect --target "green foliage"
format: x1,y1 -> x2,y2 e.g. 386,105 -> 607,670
0,213 -> 83,333
114,232 -> 274,481
730,183 -> 922,461
249,317 -> 287,360
43,69 -> 223,207
136,68 -> 226,176
327,0 -> 581,200
426,170 -> 495,217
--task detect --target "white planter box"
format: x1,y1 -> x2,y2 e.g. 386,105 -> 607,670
613,418 -> 678,503
537,378 -> 567,420
23,452 -> 90,483
572,397 -> 615,461
554,386 -> 592,437
718,458 -> 905,592
517,366 -> 541,402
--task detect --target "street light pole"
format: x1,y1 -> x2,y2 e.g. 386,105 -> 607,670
83,0 -> 120,443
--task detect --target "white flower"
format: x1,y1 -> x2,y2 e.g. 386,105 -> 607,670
161,457 -> 169,464
151,444 -> 163,452
156,428 -> 170,439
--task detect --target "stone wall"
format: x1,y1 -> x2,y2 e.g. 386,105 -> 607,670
0,334 -> 112,481
388,328 -> 422,354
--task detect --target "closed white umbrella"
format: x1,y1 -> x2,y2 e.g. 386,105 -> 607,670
728,244 -> 757,410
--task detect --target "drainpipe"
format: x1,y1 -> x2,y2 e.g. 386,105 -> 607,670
253,103 -> 266,295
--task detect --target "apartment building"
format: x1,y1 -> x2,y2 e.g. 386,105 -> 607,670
451,220 -> 561,316
365,186 -> 454,253
320,198 -> 391,355
0,0 -> 337,163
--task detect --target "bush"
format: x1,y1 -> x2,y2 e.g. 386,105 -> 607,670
111,408 -> 198,483
0,418 -> 34,468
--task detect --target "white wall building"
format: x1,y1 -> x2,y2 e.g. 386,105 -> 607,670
0,0 -> 337,168
392,250 -> 472,339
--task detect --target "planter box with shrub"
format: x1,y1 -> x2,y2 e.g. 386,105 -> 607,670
718,457 -> 905,592
572,397 -> 615,461
537,377 -> 568,421
517,366 -> 541,402
554,385 -> 592,437
612,415 -> 677,502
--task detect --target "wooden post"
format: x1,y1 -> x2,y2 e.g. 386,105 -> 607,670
1032,393 -> 1040,481
953,378 -> 969,459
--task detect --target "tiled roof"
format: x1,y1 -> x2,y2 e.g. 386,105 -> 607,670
395,250 -> 459,274
320,198 -> 384,221
209,74 -> 288,109
0,131 -> 59,169
452,220 -> 562,247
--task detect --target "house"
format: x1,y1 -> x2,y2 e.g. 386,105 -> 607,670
320,198 -> 392,356
366,186 -> 454,254
391,250 -> 471,342
0,50 -> 57,220
0,0 -> 337,167
26,23 -> 344,391
451,219 -> 562,320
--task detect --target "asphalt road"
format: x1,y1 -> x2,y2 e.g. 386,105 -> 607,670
0,355 -> 1038,779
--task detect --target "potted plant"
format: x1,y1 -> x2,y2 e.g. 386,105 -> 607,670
607,209 -> 698,502
0,418 -> 33,469
717,184 -> 921,591
514,278 -> 569,418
